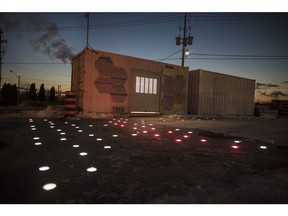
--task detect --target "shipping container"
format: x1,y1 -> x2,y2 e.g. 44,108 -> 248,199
188,69 -> 255,115
71,48 -> 189,115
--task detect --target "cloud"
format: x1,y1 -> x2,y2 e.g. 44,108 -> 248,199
256,82 -> 280,89
261,91 -> 287,98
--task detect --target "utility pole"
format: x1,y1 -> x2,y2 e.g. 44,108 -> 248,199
0,27 -> 8,89
176,14 -> 193,67
84,13 -> 90,48
181,14 -> 187,67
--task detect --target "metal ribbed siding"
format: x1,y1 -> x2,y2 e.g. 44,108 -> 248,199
188,69 -> 255,115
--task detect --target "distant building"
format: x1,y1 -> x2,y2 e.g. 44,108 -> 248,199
71,48 -> 189,115
188,69 -> 255,115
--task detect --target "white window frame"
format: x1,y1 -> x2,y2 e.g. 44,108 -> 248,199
136,76 -> 157,95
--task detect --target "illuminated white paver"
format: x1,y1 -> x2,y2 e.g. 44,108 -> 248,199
43,183 -> 56,191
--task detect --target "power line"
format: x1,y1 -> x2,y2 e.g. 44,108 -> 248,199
5,14 -> 182,33
4,13 -> 288,33
4,63 -> 70,77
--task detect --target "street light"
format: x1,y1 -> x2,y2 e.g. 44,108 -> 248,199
10,70 -> 20,101
10,70 -> 20,92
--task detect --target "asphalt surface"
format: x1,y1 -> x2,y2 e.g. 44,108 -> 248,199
0,116 -> 288,203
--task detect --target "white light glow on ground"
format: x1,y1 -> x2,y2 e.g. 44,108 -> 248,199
89,134 -> 94,137
60,132 -> 66,135
75,126 -> 80,129
175,139 -> 182,142
71,124 -> 75,127
43,183 -> 56,191
44,119 -> 47,122
31,128 -> 36,131
232,145 -> 239,149
200,139 -> 207,142
39,166 -> 50,171
79,152 -> 88,156
188,131 -> 193,134
234,140 -> 241,143
34,142 -> 42,145
33,137 -> 40,140
57,129 -> 62,132
30,125 -> 35,128
50,126 -> 54,129
96,138 -> 102,141
112,134 -> 118,137
260,145 -> 267,149
103,124 -> 108,127
89,125 -> 93,127
87,167 -> 97,172
175,128 -> 180,131
73,145 -> 79,148
78,130 -> 83,133
104,146 -> 111,149
65,122 -> 68,124
131,134 -> 138,136
60,138 -> 67,141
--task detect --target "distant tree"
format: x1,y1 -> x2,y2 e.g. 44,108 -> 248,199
0,83 -> 18,105
1,83 -> 9,100
39,83 -> 46,101
11,84 -> 18,104
49,86 -> 56,102
29,83 -> 37,101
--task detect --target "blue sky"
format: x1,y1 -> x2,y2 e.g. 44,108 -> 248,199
1,12 -> 288,101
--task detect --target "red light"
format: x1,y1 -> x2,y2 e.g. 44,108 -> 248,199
168,130 -> 173,134
232,145 -> 239,149
133,127 -> 138,130
151,128 -> 156,130
154,134 -> 160,137
121,124 -> 124,127
143,130 -> 148,134
175,139 -> 182,142
200,139 -> 207,142
183,135 -> 189,138
114,123 -> 118,125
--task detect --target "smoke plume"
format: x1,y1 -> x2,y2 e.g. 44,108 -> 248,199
1,13 -> 74,63
29,16 -> 74,63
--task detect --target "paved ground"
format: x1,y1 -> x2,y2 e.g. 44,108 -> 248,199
153,115 -> 288,146
0,114 -> 287,204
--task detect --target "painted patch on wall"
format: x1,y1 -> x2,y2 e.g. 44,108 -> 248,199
161,74 -> 186,110
95,57 -> 128,103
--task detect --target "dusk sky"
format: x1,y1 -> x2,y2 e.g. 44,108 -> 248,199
1,12 -> 288,102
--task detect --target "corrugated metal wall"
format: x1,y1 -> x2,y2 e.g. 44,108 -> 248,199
188,69 -> 255,115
